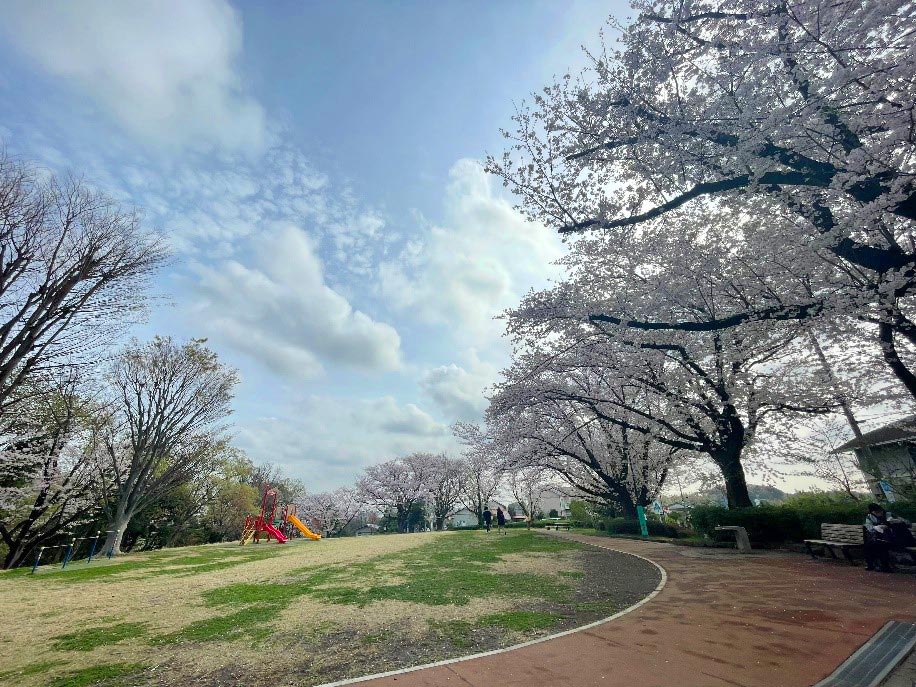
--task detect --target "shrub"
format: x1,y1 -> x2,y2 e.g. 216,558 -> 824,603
504,521 -> 530,529
569,500 -> 594,528
599,517 -> 688,538
691,505 -> 801,545
690,500 -> 916,544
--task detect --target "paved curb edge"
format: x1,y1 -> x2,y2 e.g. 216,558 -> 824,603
313,534 -> 669,687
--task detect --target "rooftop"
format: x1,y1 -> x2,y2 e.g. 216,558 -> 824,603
832,415 -> 916,453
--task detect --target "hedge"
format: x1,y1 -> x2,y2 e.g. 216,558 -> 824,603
691,501 -> 916,545
596,517 -> 689,538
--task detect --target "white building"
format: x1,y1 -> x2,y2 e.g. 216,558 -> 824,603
537,487 -> 573,518
446,500 -> 510,528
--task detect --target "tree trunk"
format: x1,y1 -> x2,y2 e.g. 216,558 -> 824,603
878,321 -> 916,400
396,505 -> 409,533
617,496 -> 639,520
3,540 -> 29,569
718,456 -> 753,509
103,509 -> 133,555
712,407 -> 753,509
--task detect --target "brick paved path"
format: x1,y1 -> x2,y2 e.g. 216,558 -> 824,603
342,533 -> 916,687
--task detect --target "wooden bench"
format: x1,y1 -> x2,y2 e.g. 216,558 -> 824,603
543,523 -> 571,531
805,523 -> 916,566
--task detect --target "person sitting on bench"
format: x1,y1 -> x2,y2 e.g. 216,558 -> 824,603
865,503 -> 914,572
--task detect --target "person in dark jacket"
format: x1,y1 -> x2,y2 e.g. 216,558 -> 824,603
483,508 -> 492,533
496,506 -> 507,534
864,503 -> 914,572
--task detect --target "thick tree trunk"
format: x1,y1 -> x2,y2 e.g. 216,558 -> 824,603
617,497 -> 639,520
103,510 -> 133,555
718,456 -> 753,509
712,406 -> 753,509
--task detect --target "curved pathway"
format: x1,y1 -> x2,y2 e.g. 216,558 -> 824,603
328,532 -> 916,687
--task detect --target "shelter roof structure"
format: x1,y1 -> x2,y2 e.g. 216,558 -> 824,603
832,415 -> 916,453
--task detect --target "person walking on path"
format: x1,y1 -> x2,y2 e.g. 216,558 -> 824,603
496,506 -> 507,534
483,508 -> 492,533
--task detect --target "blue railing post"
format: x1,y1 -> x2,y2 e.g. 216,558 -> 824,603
87,531 -> 100,563
107,530 -> 119,559
61,538 -> 76,569
31,547 -> 45,574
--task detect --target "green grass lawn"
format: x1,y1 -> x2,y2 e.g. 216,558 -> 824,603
0,530 -> 648,687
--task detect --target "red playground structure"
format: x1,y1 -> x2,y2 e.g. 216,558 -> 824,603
240,485 -> 288,544
239,484 -> 322,545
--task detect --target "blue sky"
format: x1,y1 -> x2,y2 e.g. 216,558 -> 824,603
0,0 -> 633,490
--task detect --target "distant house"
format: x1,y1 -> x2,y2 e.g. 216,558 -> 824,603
833,416 -> 916,500
537,487 -> 573,518
446,500 -> 510,528
355,524 -> 380,537
447,508 -> 478,528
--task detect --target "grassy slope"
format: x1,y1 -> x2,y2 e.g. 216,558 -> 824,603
0,531 -> 589,687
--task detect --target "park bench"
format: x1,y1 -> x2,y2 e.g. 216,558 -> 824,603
804,523 -> 916,566
715,525 -> 752,553
543,523 -> 571,531
804,524 -> 865,565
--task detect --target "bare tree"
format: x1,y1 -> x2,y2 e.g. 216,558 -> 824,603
94,337 -> 237,554
0,154 -> 166,420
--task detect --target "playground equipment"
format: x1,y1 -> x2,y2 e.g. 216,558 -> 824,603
285,504 -> 321,540
240,485 -> 321,545
31,530 -> 115,574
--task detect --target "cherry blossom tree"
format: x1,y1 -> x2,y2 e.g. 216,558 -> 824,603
94,337 -> 237,555
489,0 -> 916,397
503,466 -> 552,528
424,453 -> 463,530
356,453 -> 432,532
0,154 -> 166,420
452,423 -> 503,525
0,370 -> 102,568
299,487 -> 360,537
768,415 -> 870,499
490,351 -> 683,518
498,272 -> 839,509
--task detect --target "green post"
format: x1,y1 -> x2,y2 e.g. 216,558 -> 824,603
636,506 -> 649,537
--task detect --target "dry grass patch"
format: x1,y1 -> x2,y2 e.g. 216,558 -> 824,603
0,530 -> 648,687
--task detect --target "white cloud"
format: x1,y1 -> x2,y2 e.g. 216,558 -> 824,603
379,159 -> 565,340
189,224 -> 402,377
1,0 -> 265,152
420,350 -> 499,422
236,396 -> 453,490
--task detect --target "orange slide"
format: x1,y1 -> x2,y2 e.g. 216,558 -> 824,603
287,514 -> 321,540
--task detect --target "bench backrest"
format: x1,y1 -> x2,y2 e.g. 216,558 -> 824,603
821,523 -> 864,544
